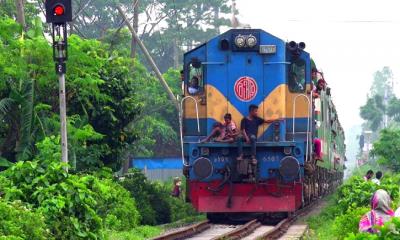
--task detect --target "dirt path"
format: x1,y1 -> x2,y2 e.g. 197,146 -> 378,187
295,198 -> 329,224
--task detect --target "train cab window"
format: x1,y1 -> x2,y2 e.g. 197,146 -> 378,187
187,61 -> 204,95
288,59 -> 306,93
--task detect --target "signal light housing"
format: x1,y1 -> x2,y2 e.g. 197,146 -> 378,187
45,0 -> 72,24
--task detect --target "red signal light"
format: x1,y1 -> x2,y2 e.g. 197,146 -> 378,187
54,5 -> 65,16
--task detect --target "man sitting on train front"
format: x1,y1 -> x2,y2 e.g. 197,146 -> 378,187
237,105 -> 277,165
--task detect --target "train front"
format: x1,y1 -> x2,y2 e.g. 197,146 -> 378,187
181,29 -> 312,216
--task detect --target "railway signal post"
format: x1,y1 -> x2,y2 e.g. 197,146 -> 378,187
45,0 -> 72,170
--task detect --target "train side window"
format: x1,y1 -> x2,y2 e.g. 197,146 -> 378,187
288,59 -> 306,93
187,61 -> 204,95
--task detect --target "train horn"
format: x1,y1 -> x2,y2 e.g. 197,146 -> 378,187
299,42 -> 306,50
288,41 -> 298,52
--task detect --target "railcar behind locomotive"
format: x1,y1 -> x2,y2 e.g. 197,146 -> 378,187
180,28 -> 345,218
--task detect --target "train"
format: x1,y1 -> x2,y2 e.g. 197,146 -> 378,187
180,28 -> 345,219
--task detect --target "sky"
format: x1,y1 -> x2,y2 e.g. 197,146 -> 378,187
235,0 -> 400,132
233,0 -> 400,168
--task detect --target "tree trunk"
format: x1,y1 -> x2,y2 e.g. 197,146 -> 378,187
15,0 -> 26,30
130,0 -> 139,59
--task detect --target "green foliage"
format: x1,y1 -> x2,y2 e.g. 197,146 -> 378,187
360,95 -> 385,132
0,201 -> 49,240
104,226 -> 161,240
333,207 -> 369,239
372,128 -> 400,171
336,176 -> 399,214
0,138 -> 140,239
345,217 -> 400,239
121,169 -> 197,225
308,174 -> 400,240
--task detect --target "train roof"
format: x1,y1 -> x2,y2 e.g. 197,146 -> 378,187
184,28 -> 310,56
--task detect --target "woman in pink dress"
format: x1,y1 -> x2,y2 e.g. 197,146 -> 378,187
359,189 -> 394,233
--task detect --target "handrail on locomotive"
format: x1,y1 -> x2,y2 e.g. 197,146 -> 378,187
178,95 -> 200,167
292,94 -> 312,163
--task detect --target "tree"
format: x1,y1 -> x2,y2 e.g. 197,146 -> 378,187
372,128 -> 400,171
68,0 -> 232,71
14,0 -> 26,29
370,66 -> 393,97
360,95 -> 385,131
360,67 -> 395,132
0,18 -> 149,170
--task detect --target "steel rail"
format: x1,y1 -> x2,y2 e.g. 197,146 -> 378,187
150,220 -> 210,240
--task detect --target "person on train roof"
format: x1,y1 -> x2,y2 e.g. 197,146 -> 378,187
188,76 -> 200,94
201,113 -> 239,143
237,105 -> 278,165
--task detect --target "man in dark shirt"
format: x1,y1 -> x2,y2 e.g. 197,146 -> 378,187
237,104 -> 276,164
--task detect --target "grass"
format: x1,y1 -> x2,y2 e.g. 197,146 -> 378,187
159,214 -> 207,230
104,226 -> 162,240
104,215 -> 206,240
306,195 -> 339,240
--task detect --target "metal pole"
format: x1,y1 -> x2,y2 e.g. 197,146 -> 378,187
57,35 -> 69,171
116,5 -> 180,111
59,71 -> 68,169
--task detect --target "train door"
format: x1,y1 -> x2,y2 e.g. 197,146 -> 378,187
183,48 -> 207,136
227,52 -> 264,135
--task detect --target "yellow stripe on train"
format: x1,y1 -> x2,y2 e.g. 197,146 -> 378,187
184,84 -> 311,137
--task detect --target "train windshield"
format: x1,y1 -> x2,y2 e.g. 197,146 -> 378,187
288,59 -> 306,93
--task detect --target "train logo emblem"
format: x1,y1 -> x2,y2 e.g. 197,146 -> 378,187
234,76 -> 258,102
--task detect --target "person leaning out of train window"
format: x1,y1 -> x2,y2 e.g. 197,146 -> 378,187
237,105 -> 279,165
201,113 -> 239,143
188,76 -> 200,95
312,79 -> 327,98
311,68 -> 318,86
359,189 -> 394,233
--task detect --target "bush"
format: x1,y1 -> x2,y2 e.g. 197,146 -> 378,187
0,201 -> 49,240
336,176 -> 399,214
121,170 -> 171,225
333,207 -> 369,239
0,159 -> 140,239
121,169 -> 197,225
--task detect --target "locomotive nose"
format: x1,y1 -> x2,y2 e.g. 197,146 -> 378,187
279,156 -> 300,179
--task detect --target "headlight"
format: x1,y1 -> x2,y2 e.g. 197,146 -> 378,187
193,157 -> 213,180
235,35 -> 246,48
279,156 -> 300,179
246,35 -> 257,48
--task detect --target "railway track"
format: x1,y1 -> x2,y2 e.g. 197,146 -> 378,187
151,201 -> 316,240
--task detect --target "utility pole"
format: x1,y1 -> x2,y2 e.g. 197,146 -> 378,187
117,5 -> 180,111
130,0 -> 139,59
45,0 -> 73,171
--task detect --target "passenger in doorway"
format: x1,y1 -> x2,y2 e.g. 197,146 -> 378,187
364,170 -> 374,181
372,171 -> 383,185
237,105 -> 278,165
359,189 -> 394,233
313,138 -> 322,161
171,177 -> 182,198
188,76 -> 200,94
201,113 -> 239,143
